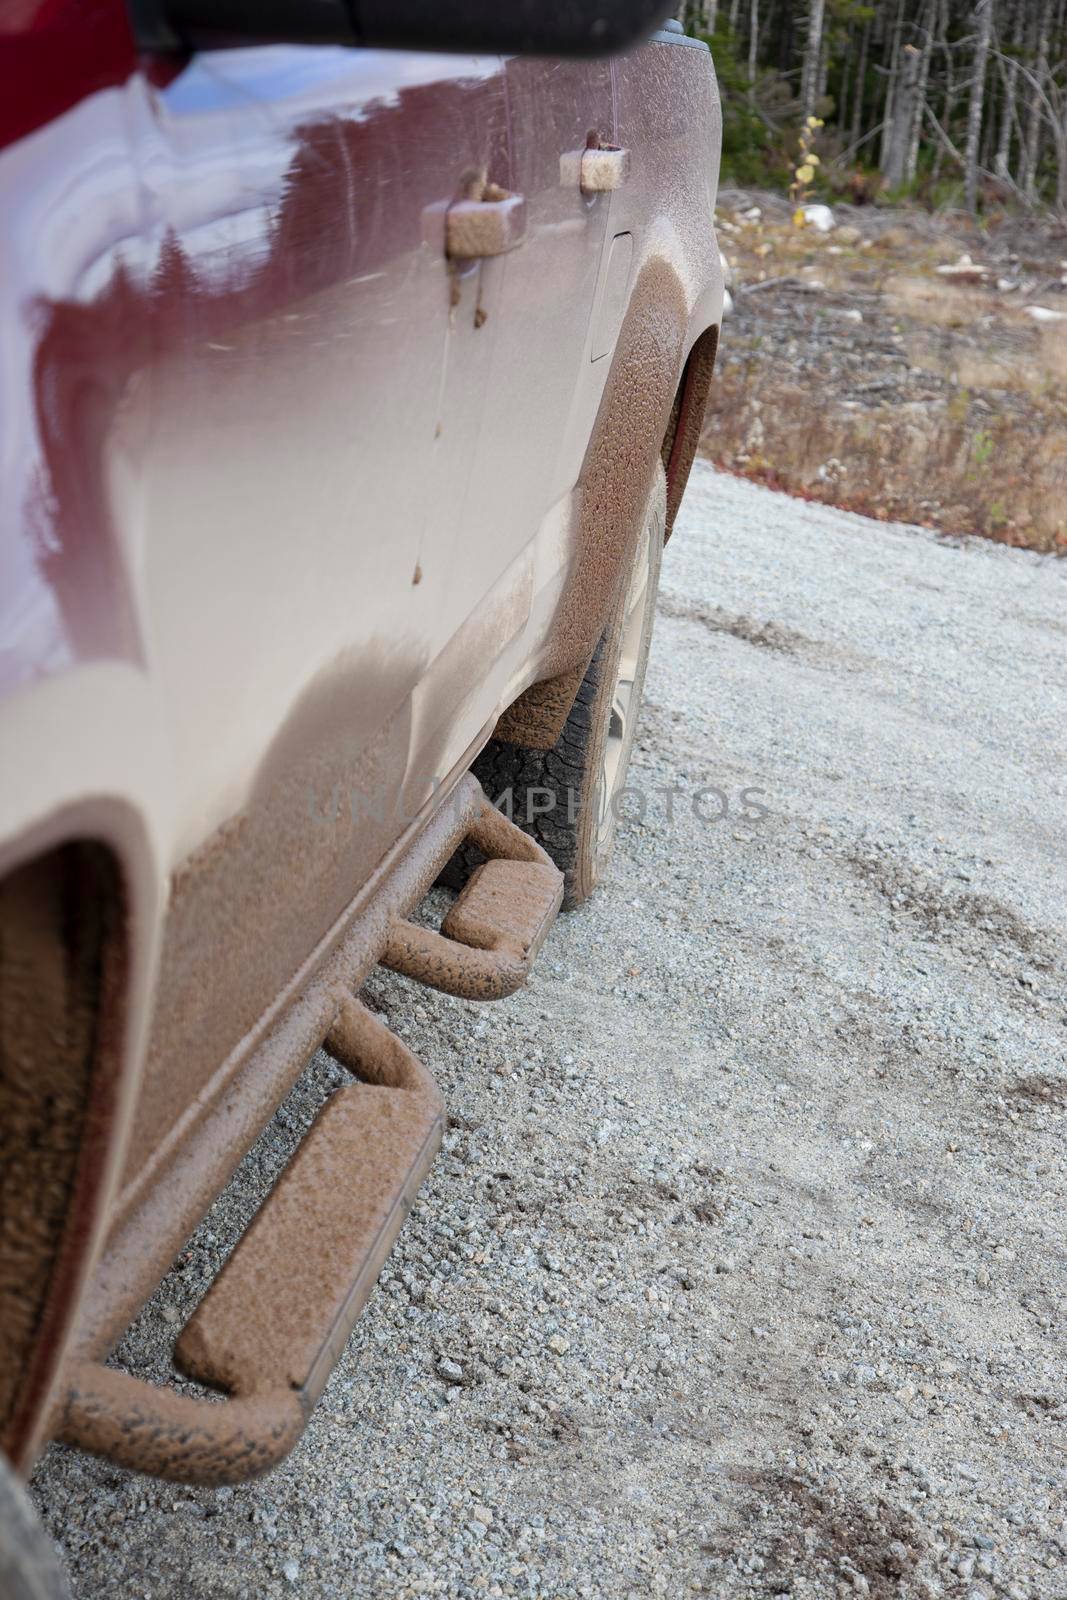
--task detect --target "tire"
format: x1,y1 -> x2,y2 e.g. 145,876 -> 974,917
457,463 -> 665,910
0,1455 -> 69,1600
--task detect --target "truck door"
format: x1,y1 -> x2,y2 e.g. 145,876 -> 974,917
131,48 -> 509,865
403,56 -> 617,800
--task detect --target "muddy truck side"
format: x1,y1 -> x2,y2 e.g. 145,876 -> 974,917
0,1 -> 723,1582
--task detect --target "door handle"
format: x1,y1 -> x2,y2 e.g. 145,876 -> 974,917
446,187 -> 527,260
559,143 -> 631,194
579,145 -> 630,193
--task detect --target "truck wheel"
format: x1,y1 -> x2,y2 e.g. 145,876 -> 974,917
467,463 -> 665,909
0,1456 -> 70,1600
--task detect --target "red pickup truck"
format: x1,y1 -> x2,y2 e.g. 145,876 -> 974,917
0,2 -> 723,1589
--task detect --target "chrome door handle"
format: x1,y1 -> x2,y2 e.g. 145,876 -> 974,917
446,187 -> 527,260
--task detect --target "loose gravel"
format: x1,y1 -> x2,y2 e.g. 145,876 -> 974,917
32,462 -> 1067,1600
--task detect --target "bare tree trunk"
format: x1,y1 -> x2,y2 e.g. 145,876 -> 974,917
885,42 -> 923,190
931,0 -> 952,184
850,18 -> 870,150
748,0 -> 759,89
728,0 -> 740,34
682,0 -> 716,31
838,26 -> 853,136
879,0 -> 906,170
1021,0 -> 1051,200
801,0 -> 826,121
995,56 -> 1017,181
965,0 -> 995,212
982,87 -> 997,172
905,5 -> 933,185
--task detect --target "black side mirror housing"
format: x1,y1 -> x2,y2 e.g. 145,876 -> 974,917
133,0 -> 678,57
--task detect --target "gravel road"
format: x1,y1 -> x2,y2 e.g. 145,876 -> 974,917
32,462 -> 1067,1600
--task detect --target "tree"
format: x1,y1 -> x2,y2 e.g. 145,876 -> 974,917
905,0 -> 934,184
884,41 -> 922,187
692,0 -> 1067,215
801,0 -> 826,119
1020,0 -> 1052,200
965,0 -> 995,212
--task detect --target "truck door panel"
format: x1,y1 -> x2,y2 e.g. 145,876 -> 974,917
404,58 -> 616,798
116,47 -> 512,1192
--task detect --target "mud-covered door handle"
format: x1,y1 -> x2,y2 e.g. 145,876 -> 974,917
579,145 -> 630,193
446,187 -> 527,260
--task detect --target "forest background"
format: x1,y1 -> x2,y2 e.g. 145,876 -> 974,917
686,1 -> 1067,550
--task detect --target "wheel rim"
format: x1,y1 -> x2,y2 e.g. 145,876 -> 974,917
595,519 -> 652,858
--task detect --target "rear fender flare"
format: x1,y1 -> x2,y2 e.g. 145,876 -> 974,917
496,256 -> 703,749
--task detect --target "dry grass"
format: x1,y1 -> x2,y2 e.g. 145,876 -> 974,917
705,195 -> 1067,552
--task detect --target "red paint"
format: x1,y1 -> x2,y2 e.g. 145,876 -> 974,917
0,0 -> 136,150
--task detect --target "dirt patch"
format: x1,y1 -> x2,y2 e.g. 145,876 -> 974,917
1006,1074 -> 1067,1110
844,842 -> 1060,989
657,594 -> 816,655
728,1473 -> 927,1599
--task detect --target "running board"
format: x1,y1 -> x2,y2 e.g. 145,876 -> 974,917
382,856 -> 563,999
177,1001 -> 443,1406
57,783 -> 562,1484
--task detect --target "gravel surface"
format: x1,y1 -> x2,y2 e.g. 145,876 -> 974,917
31,462 -> 1067,1599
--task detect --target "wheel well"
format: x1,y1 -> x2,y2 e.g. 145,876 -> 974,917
660,322 -> 719,541
493,272 -> 717,752
0,840 -> 127,1468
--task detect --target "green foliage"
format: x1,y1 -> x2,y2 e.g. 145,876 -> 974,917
700,22 -> 779,187
972,429 -> 995,468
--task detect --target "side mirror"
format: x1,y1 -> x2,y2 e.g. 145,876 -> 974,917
133,0 -> 679,57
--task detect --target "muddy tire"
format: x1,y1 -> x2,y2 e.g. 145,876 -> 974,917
452,464 -> 665,910
0,1455 -> 69,1600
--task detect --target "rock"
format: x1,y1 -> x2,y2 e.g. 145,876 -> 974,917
282,1559 -> 300,1583
471,1505 -> 493,1526
802,203 -> 835,233
937,253 -> 988,283
837,224 -> 862,245
546,1334 -> 570,1355
437,1358 -> 465,1385
1024,305 -> 1067,323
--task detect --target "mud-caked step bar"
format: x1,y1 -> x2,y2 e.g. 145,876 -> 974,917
383,855 -> 562,999
57,783 -> 562,1484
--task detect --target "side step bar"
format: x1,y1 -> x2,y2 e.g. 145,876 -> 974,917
57,783 -> 562,1484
